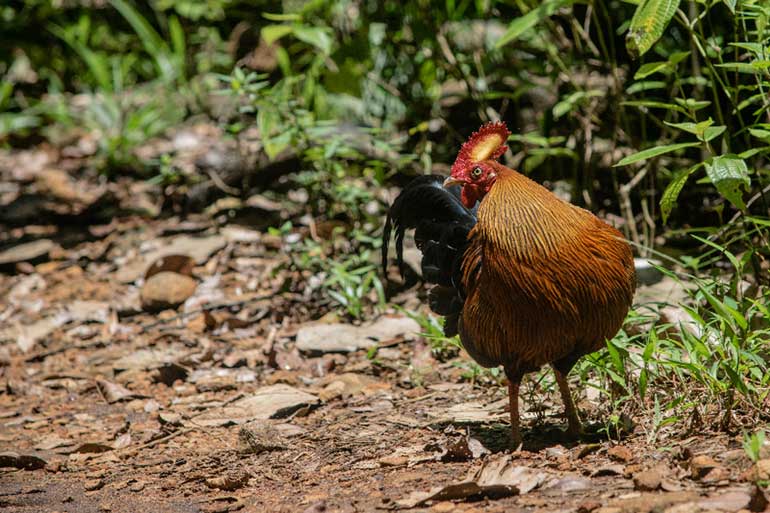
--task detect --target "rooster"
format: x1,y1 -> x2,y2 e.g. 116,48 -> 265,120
382,122 -> 636,445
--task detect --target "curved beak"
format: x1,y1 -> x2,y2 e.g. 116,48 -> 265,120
443,177 -> 463,188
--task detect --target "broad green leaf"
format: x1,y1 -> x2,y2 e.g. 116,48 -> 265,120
262,24 -> 293,44
723,0 -> 736,14
626,0 -> 681,58
660,164 -> 700,223
495,0 -> 575,48
293,25 -> 333,55
701,125 -> 726,143
704,155 -> 751,210
614,142 -> 699,167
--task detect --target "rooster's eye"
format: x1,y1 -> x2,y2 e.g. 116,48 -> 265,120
471,167 -> 483,178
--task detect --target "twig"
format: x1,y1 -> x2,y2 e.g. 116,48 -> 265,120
619,166 -> 648,253
206,168 -> 241,196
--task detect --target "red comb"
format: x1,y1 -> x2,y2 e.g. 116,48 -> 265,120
451,121 -> 511,175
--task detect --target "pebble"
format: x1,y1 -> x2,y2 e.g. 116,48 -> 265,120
140,271 -> 196,311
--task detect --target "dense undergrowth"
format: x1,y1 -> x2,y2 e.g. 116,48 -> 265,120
2,0 -> 769,434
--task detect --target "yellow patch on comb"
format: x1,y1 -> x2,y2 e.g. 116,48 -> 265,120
469,133 -> 506,162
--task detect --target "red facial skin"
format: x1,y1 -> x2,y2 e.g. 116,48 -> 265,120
454,162 -> 498,208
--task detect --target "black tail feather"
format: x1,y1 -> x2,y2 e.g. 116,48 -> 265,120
382,175 -> 476,335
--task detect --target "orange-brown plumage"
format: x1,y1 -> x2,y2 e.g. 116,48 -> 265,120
383,122 -> 636,446
458,162 -> 635,374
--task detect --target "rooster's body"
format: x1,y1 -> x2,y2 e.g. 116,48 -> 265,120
383,123 -> 635,445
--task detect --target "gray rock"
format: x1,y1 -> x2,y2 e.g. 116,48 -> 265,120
295,316 -> 420,355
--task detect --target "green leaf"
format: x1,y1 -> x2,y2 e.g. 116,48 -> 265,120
715,61 -> 770,73
634,61 -> 670,79
293,25 -> 333,55
701,125 -> 726,143
495,0 -> 575,48
262,12 -> 302,22
626,0 -> 681,59
660,164 -> 699,223
674,98 -> 711,111
622,100 -> 689,116
626,80 -> 667,94
748,128 -> 770,142
704,155 -> 751,210
664,118 -> 713,136
668,50 -> 691,66
664,118 -> 725,142
262,24 -> 293,44
614,142 -> 699,167
552,90 -> 603,119
264,130 -> 291,160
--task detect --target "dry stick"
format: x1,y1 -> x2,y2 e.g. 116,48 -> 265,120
206,168 -> 240,196
619,166 -> 648,253
139,293 -> 276,333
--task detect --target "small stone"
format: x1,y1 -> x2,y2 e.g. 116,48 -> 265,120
607,445 -> 633,463
158,412 -> 183,427
204,472 -> 249,491
633,469 -> 662,491
697,490 -> 755,511
129,482 -> 145,492
430,502 -> 456,513
690,455 -> 719,480
545,445 -> 568,460
140,272 -> 197,311
84,478 -> 105,491
379,455 -> 408,467
238,422 -> 287,454
0,239 -> 54,266
755,459 -> 770,480
577,500 -> 602,513
591,464 -> 625,477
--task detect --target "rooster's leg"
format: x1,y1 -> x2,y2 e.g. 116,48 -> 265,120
552,366 -> 582,437
504,366 -> 523,448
